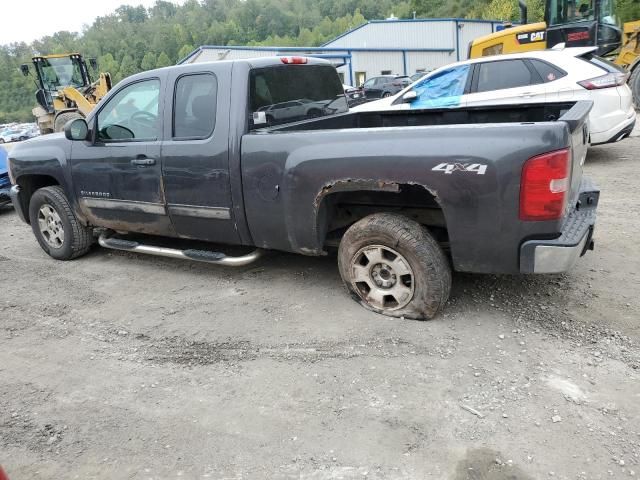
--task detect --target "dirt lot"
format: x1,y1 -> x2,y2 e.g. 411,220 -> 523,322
1,129 -> 639,480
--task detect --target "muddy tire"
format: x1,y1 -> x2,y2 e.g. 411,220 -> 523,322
29,186 -> 93,260
54,111 -> 83,133
629,66 -> 640,109
338,213 -> 451,320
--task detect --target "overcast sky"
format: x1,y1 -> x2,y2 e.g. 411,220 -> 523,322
1,0 -> 184,45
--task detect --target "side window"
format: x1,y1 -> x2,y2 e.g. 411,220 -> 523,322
476,60 -> 538,93
363,78 -> 376,88
173,73 -> 217,139
97,79 -> 160,141
529,60 -> 566,83
409,65 -> 470,108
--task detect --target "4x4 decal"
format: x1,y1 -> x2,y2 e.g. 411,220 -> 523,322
432,163 -> 488,175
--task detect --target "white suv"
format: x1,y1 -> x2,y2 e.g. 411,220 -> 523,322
354,47 -> 636,145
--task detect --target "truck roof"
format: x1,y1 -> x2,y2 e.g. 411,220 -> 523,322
133,55 -> 332,79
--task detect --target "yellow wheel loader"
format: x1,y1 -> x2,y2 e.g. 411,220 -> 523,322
21,53 -> 112,134
468,1 -> 640,105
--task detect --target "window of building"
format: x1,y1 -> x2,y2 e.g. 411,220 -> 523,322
381,70 -> 392,75
355,71 -> 366,87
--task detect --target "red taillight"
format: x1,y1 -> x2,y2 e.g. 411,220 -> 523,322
280,56 -> 308,64
520,148 -> 571,221
578,72 -> 627,90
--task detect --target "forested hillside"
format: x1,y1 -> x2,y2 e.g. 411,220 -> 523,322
1,0 -> 639,122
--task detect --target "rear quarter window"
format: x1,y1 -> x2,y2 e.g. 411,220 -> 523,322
529,59 -> 567,83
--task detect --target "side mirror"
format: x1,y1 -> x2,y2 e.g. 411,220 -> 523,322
402,91 -> 418,103
20,64 -> 30,76
64,118 -> 89,141
89,58 -> 98,70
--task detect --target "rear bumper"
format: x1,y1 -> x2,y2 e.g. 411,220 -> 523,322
8,185 -> 27,221
520,179 -> 599,274
591,114 -> 636,145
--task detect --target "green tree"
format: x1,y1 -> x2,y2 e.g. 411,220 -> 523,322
177,45 -> 195,62
140,52 -> 158,71
117,54 -> 138,82
156,52 -> 173,68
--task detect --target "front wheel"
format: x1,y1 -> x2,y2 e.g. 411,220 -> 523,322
29,186 -> 93,260
338,213 -> 451,320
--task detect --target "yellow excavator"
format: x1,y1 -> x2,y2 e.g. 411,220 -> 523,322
469,1 -> 640,105
21,53 -> 112,134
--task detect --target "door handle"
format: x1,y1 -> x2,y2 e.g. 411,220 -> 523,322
520,92 -> 535,98
130,157 -> 156,166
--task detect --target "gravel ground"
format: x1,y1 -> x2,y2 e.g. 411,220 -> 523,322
1,130 -> 639,480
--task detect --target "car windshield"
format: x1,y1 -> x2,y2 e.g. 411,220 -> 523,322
36,56 -> 86,91
547,0 -> 614,25
406,65 -> 470,108
249,64 -> 347,128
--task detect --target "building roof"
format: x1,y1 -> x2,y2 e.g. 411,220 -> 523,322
179,17 -> 503,64
323,18 -> 502,49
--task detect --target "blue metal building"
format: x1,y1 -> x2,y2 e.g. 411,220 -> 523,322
180,18 -> 503,86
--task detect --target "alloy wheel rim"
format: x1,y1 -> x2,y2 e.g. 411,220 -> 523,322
37,204 -> 65,249
350,245 -> 415,311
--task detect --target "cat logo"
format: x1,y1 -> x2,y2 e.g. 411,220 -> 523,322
517,30 -> 546,44
530,31 -> 545,42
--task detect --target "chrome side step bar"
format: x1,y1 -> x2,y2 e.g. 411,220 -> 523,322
98,231 -> 264,267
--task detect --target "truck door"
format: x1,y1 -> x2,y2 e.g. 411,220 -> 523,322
70,76 -> 174,236
161,63 -> 240,244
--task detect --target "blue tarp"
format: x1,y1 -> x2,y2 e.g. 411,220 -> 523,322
410,65 -> 470,109
0,146 -> 7,175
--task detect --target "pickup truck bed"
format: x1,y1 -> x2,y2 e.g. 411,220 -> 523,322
7,57 -> 598,320
243,101 -> 595,274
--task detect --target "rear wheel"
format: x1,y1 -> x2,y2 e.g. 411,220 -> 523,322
629,66 -> 640,108
382,92 -> 392,98
54,111 -> 83,133
29,186 -> 93,260
338,213 -> 451,320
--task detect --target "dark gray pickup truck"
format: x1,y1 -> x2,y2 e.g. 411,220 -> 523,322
7,56 -> 599,319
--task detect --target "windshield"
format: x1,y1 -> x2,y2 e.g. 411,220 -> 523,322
35,56 -> 86,91
548,0 -> 616,25
404,65 -> 470,109
249,64 -> 347,129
